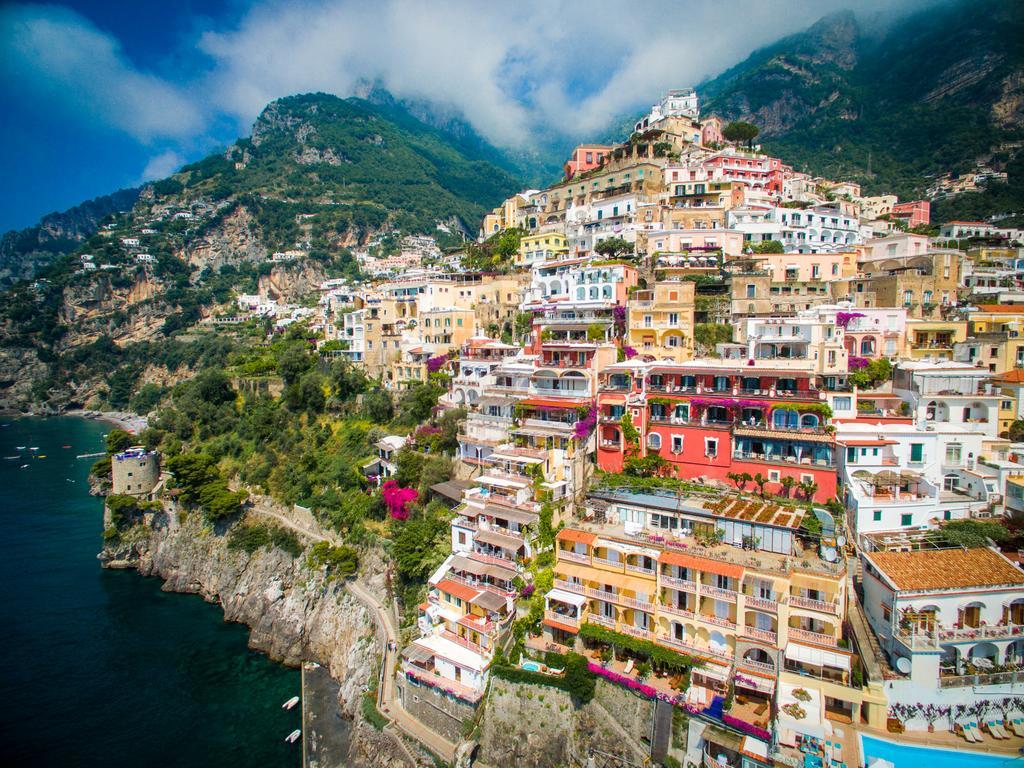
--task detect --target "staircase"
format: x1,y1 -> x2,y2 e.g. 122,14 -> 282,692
650,699 -> 674,765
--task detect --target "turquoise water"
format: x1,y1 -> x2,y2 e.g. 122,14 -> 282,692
861,733 -> 1020,767
0,417 -> 301,766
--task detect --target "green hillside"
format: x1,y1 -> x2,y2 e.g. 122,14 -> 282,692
700,1 -> 1024,220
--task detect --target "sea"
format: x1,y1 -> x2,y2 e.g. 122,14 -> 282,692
0,417 -> 301,767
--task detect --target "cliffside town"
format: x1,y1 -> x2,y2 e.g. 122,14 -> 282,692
31,80 -> 1024,768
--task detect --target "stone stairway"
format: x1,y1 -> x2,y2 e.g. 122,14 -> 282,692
650,699 -> 673,765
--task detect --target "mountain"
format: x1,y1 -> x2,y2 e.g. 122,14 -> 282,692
700,0 -> 1024,218
0,93 -> 525,409
0,187 -> 140,287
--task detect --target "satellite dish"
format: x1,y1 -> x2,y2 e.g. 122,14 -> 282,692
837,535 -> 847,548
895,656 -> 912,675
821,547 -> 838,563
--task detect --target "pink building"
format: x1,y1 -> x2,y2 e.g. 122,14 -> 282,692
564,144 -> 612,180
755,251 -> 854,282
701,116 -> 724,147
703,152 -> 792,195
891,200 -> 930,228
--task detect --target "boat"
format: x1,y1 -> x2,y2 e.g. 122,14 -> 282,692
285,729 -> 301,744
4,455 -> 20,460
62,445 -> 71,449
29,447 -> 39,451
20,464 -> 28,469
36,455 -> 46,459
283,696 -> 300,710
16,446 -> 25,450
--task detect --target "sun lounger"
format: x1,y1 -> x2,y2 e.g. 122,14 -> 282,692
1009,714 -> 1024,737
968,720 -> 985,741
985,718 -> 1009,739
623,658 -> 634,674
957,719 -> 979,742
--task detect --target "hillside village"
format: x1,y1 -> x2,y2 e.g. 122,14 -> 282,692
58,85 -> 1024,768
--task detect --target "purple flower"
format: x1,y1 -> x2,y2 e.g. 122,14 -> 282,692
623,346 -> 637,359
849,356 -> 870,369
836,311 -> 866,329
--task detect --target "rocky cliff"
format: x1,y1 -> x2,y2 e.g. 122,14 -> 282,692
100,506 -> 409,767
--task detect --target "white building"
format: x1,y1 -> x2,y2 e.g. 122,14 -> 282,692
728,204 -> 862,253
634,88 -> 699,133
892,361 -> 1002,440
861,546 -> 1024,723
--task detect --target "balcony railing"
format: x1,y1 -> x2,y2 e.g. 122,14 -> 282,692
939,669 -> 1024,689
593,556 -> 625,571
588,613 -> 616,628
790,595 -> 840,615
744,595 -> 779,612
558,550 -> 590,564
897,622 -> 1024,648
441,629 -> 487,653
626,562 -> 656,575
620,625 -> 655,641
659,634 -> 733,661
788,627 -> 838,647
698,613 -> 737,630
545,610 -> 580,627
700,584 -> 738,602
660,604 -> 696,620
661,575 -> 698,592
738,658 -> 776,676
741,626 -> 778,644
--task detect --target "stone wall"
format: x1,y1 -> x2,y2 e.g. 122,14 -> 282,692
395,673 -> 476,744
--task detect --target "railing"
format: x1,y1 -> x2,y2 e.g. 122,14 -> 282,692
738,657 -> 776,676
446,573 -> 515,599
789,594 -> 840,615
661,575 -> 698,592
545,610 -> 580,627
472,551 -> 516,568
700,584 -> 738,602
621,595 -> 655,612
939,669 -> 1024,689
699,613 -> 737,630
589,614 -> 615,628
744,595 -> 779,612
557,550 -> 590,564
788,627 -> 838,647
620,625 -> 655,641
659,634 -> 733,661
938,623 -> 1024,642
741,626 -> 778,644
441,629 -> 488,653
600,439 -> 621,449
733,452 -> 834,468
660,604 -> 696,620
593,556 -> 625,571
626,562 -> 656,575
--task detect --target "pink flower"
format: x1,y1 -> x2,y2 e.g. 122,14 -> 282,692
382,480 -> 418,520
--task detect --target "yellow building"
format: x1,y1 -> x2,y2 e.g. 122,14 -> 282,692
958,305 -> 1024,374
544,520 -> 884,725
904,319 -> 968,360
627,281 -> 696,361
517,231 -> 567,268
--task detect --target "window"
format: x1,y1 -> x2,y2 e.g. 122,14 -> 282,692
668,312 -> 679,325
832,263 -> 839,275
746,284 -> 756,298
769,470 -> 780,482
833,396 -> 851,411
900,513 -> 913,527
647,433 -> 662,450
946,443 -> 962,465
910,443 -> 923,463
705,438 -> 718,458
873,510 -> 882,522
671,435 -> 683,453
846,446 -> 857,463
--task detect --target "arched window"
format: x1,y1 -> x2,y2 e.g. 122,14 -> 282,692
647,433 -> 662,450
590,286 -> 599,299
860,337 -> 876,355
602,285 -> 612,299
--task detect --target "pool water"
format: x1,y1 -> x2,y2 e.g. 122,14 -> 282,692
521,661 -> 542,672
861,733 -> 1018,767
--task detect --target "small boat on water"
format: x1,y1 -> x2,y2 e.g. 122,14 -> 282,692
36,455 -> 46,459
62,445 -> 71,449
282,696 -> 300,710
285,729 -> 301,744
16,446 -> 25,450
29,447 -> 39,451
4,455 -> 20,460
20,464 -> 28,469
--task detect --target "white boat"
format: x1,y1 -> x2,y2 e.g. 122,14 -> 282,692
282,696 -> 300,710
20,464 -> 28,469
285,729 -> 301,744
16,446 -> 25,450
4,455 -> 20,459
29,447 -> 39,451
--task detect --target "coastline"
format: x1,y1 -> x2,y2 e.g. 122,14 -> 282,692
63,409 -> 149,434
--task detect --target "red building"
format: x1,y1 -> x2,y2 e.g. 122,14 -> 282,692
891,200 -> 930,228
596,361 -> 837,502
564,144 -> 613,180
703,153 -> 792,195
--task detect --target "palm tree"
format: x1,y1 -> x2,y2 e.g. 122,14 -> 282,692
780,476 -> 796,498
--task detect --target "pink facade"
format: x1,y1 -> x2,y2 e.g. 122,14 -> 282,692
756,252 -> 854,282
564,144 -> 612,180
704,153 -> 792,195
701,117 -> 723,147
891,200 -> 930,228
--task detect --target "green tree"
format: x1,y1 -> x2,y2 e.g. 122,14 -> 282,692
391,509 -> 449,584
278,345 -> 313,385
397,382 -> 443,425
938,519 -> 1009,548
363,389 -> 395,423
130,383 -> 165,414
1008,419 -> 1024,442
106,429 -> 133,454
752,240 -> 785,254
595,237 -> 633,259
722,121 -> 760,149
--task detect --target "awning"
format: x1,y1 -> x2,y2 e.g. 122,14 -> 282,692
402,643 -> 434,665
543,617 -> 580,634
735,672 -> 776,695
485,505 -> 538,525
693,662 -> 732,683
470,590 -> 507,613
659,549 -> 744,580
547,588 -> 587,608
519,397 -> 584,409
474,528 -> 524,550
740,735 -> 769,762
784,642 -> 851,671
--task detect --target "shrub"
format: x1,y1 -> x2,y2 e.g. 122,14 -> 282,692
228,522 -> 272,554
307,540 -> 359,579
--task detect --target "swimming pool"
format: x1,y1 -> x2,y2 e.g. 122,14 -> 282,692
861,733 -> 1018,767
521,661 -> 542,673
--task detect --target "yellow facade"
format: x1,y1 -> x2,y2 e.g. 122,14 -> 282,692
905,319 -> 968,360
517,231 -> 567,267
627,282 -> 696,361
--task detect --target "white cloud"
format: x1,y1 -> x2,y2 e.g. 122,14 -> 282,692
0,5 -> 204,142
139,150 -> 185,183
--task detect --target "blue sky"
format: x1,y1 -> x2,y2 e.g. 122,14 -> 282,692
0,0 -> 925,233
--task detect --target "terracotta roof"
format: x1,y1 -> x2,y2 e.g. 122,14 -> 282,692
865,548 -> 1024,591
543,617 -> 580,634
519,396 -> 584,410
557,528 -> 597,545
974,305 -> 1024,314
435,578 -> 480,602
997,369 -> 1024,383
658,550 -> 744,580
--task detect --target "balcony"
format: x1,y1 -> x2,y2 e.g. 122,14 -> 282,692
700,584 -> 738,602
403,663 -> 484,703
660,603 -> 697,620
545,610 -> 579,627
698,613 -> 737,630
738,657 -> 776,676
790,594 -> 840,615
897,622 -> 1024,648
588,613 -> 616,629
593,556 -> 626,571
788,627 -> 838,647
659,634 -> 733,662
661,575 -> 698,592
620,625 -> 655,641
741,625 -> 778,644
626,562 -> 656,576
744,595 -> 779,612
558,550 -> 590,564
440,629 -> 487,653
939,669 -> 1024,689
